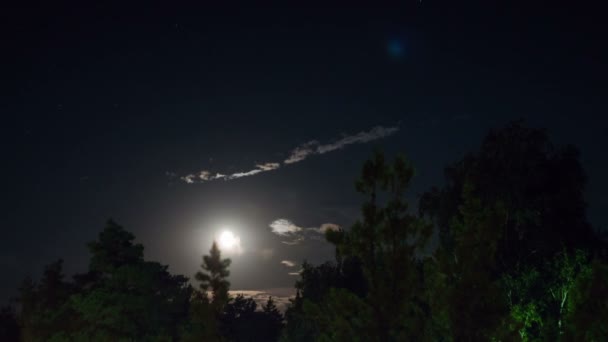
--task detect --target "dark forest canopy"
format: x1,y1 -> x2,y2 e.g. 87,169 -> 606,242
2,122 -> 607,341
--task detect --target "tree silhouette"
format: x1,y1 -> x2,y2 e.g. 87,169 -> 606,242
564,258 -> 608,340
181,290 -> 221,342
0,305 -> 20,342
419,121 -> 608,340
88,219 -> 144,274
292,150 -> 434,341
219,294 -> 257,341
16,260 -> 75,341
220,294 -> 285,341
14,220 -> 193,340
419,120 -> 601,272
437,183 -> 511,340
262,296 -> 284,340
195,241 -> 231,312
70,221 -> 191,340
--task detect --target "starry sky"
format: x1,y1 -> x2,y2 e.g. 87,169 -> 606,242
2,2 -> 607,303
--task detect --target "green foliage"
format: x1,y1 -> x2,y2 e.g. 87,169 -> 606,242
288,150 -> 435,341
216,294 -> 284,341
302,288 -> 373,342
17,260 -> 76,341
16,221 -> 192,341
180,291 -> 222,342
564,259 -> 608,341
281,291 -> 319,342
88,220 -> 144,274
419,121 -> 599,271
438,183 -> 511,340
65,261 -> 191,340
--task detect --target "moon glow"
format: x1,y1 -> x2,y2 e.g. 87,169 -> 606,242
218,230 -> 241,253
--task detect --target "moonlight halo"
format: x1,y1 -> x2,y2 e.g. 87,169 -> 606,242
217,230 -> 242,254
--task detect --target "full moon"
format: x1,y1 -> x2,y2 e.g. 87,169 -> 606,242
218,230 -> 240,253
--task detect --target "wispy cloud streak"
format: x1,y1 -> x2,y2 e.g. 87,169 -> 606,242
281,260 -> 297,267
284,125 -> 399,164
269,219 -> 340,245
178,125 -> 398,183
180,162 -> 279,184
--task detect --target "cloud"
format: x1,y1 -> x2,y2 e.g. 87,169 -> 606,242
284,125 -> 399,164
269,219 -> 341,245
269,219 -> 302,236
281,260 -> 297,267
182,174 -> 196,184
228,288 -> 296,313
180,162 -> 279,184
317,223 -> 341,234
178,124 -> 398,184
256,162 -> 281,171
281,236 -> 305,245
269,219 -> 308,245
226,168 -> 263,179
284,140 -> 319,164
287,269 -> 303,276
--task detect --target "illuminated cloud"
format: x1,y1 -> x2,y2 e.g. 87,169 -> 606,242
182,174 -> 196,184
269,219 -> 340,245
228,289 -> 296,313
284,140 -> 319,164
317,223 -> 340,234
281,236 -> 305,245
269,219 -> 302,236
178,125 -> 398,184
284,125 -> 399,164
281,260 -> 297,267
180,162 -> 279,183
288,269 -> 303,276
226,169 -> 263,179
256,162 -> 280,171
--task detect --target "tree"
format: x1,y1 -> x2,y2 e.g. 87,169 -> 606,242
294,151 -> 434,341
0,305 -> 20,342
14,220 -> 192,341
261,296 -> 284,340
282,253 -> 367,340
180,291 -> 221,342
439,183 -> 511,340
564,258 -> 608,340
220,295 -> 284,342
88,219 -> 144,275
66,261 -> 191,340
420,121 -> 601,272
195,241 -> 231,311
282,290 -> 319,342
16,260 -> 75,341
219,294 -> 257,341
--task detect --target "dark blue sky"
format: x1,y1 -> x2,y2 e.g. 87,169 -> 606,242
2,2 -> 607,302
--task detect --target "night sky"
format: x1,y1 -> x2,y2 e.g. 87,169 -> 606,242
2,2 -> 607,303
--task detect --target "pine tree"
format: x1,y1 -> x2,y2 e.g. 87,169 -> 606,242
302,150 -> 433,341
263,296 -> 283,327
195,242 -> 231,311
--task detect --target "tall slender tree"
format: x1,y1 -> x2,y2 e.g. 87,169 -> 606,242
296,151 -> 433,341
196,242 -> 231,312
